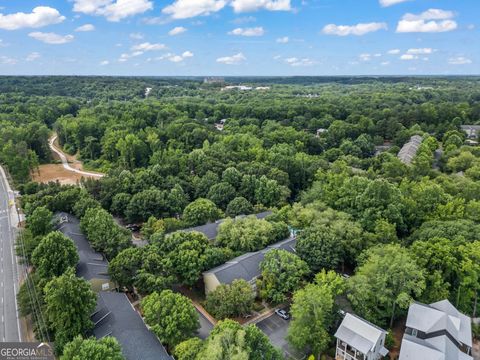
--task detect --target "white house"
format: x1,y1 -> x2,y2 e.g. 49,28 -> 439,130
335,313 -> 389,360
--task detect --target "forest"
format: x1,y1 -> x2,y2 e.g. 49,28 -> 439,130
3,76 -> 480,359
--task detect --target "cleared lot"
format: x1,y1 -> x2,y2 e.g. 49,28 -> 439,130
256,312 -> 305,360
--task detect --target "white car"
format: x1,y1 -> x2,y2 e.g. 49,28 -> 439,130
275,309 -> 290,320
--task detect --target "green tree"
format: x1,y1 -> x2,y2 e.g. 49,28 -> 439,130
296,223 -> 344,272
108,247 -> 144,291
174,338 -> 204,360
196,319 -> 283,360
80,207 -> 131,259
61,336 -> 124,360
207,182 -> 236,209
160,231 -> 213,286
216,216 -> 277,252
27,206 -> 53,237
44,269 -> 97,353
287,271 -> 344,358
31,231 -> 79,280
205,279 -> 255,319
259,249 -> 310,304
348,244 -> 425,327
141,290 -> 199,348
183,198 -> 223,227
226,197 -> 254,217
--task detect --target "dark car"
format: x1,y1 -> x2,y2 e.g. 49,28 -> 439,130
275,309 -> 290,320
126,224 -> 141,232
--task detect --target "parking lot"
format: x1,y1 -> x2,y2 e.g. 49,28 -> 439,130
256,312 -> 305,360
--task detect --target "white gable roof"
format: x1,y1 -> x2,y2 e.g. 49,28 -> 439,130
335,313 -> 386,355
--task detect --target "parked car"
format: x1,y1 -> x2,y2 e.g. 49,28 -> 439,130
275,309 -> 290,320
126,224 -> 141,232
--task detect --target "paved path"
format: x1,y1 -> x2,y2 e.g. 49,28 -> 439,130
49,135 -> 104,178
0,166 -> 22,342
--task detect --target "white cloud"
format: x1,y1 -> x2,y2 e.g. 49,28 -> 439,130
228,26 -> 264,36
169,55 -> 184,62
73,0 -> 153,22
400,54 -> 417,60
29,32 -> 74,45
154,51 -> 194,62
100,60 -> 109,65
26,52 -> 41,61
216,52 -> 246,65
119,51 -> 143,62
131,42 -> 166,51
322,22 -> 387,36
396,8 -> 457,33
387,49 -> 401,55
284,57 -> 315,67
379,0 -> 411,7
0,56 -> 16,65
75,23 -> 95,32
467,24 -> 475,30
448,56 -> 472,65
0,6 -> 65,30
162,0 -> 227,19
381,61 -> 390,66
276,36 -> 289,43
169,26 -> 187,35
230,0 -> 291,13
406,48 -> 434,55
359,53 -> 372,62
129,32 -> 144,39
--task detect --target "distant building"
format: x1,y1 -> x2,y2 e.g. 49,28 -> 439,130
334,313 -> 388,360
182,211 -> 272,241
461,125 -> 480,140
316,128 -> 327,137
222,85 -> 253,91
397,135 -> 423,165
399,300 -> 473,360
203,236 -> 296,294
204,77 -> 225,84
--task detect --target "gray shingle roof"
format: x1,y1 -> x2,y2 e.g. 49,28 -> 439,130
334,313 -> 387,356
56,212 -> 109,281
203,236 -> 296,285
399,300 -> 473,360
399,334 -> 472,360
406,300 -> 472,347
92,292 -> 171,360
398,135 -> 423,164
182,211 -> 273,240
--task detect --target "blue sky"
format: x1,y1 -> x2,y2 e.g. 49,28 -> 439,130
0,0 -> 477,75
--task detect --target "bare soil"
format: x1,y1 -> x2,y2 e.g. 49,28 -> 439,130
32,136 -> 102,185
31,164 -> 87,185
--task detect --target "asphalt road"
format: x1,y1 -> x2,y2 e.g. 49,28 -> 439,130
0,167 -> 21,341
256,311 -> 304,360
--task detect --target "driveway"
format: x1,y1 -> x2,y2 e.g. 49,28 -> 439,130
256,312 -> 305,360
